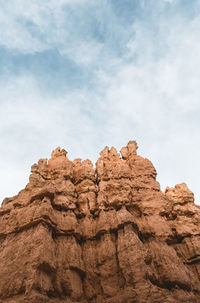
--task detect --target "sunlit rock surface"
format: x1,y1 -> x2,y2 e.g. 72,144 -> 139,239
0,142 -> 200,303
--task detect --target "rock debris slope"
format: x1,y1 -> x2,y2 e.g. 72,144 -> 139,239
0,141 -> 200,303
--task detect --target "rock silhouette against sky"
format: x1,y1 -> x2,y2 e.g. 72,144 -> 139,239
0,141 -> 200,302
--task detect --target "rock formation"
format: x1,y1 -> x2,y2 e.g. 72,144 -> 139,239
0,141 -> 200,303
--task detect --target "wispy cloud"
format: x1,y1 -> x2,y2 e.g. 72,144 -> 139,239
0,0 -> 200,203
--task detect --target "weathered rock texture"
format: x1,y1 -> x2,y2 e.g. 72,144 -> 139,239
0,141 -> 200,303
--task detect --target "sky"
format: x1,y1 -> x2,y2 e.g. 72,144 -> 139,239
0,0 -> 200,204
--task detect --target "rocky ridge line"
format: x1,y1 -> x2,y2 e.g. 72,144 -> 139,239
0,141 -> 200,303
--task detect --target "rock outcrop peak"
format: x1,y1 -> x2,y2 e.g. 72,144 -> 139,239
0,141 -> 200,303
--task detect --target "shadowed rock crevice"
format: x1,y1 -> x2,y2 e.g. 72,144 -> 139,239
0,141 -> 200,303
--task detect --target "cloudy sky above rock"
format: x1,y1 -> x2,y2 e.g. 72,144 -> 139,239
0,0 -> 200,204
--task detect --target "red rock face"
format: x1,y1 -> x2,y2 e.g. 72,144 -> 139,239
0,141 -> 200,303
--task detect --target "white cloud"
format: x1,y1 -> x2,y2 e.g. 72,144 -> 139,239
163,0 -> 176,3
0,0 -> 110,66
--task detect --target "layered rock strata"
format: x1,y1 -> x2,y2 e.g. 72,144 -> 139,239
0,141 -> 200,303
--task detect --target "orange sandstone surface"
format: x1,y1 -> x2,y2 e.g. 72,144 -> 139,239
0,141 -> 200,303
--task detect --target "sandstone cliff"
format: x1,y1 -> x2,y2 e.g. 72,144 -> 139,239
0,141 -> 200,303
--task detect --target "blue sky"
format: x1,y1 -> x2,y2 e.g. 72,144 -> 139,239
0,0 -> 200,203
